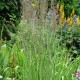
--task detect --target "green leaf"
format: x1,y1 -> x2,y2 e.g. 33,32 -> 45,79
0,2 -> 5,10
73,50 -> 78,54
0,5 -> 4,10
5,5 -> 9,10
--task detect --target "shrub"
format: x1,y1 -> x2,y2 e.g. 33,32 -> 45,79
56,24 -> 80,59
0,0 -> 21,40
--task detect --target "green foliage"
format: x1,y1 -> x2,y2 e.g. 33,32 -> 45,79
55,0 -> 80,17
0,1 -> 80,80
0,0 -> 21,40
64,0 -> 80,17
56,24 -> 80,59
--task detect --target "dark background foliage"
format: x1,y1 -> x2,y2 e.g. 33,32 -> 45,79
56,25 -> 80,59
0,0 -> 21,40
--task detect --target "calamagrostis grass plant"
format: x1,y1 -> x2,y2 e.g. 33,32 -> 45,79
0,0 -> 80,80
0,21 -> 80,80
13,21 -> 80,80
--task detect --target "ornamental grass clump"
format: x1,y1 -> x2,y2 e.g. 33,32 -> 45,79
0,22 -> 80,80
0,0 -> 80,80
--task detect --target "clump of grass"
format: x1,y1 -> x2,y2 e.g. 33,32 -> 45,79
0,0 -> 80,79
16,22 -> 80,80
0,21 -> 79,80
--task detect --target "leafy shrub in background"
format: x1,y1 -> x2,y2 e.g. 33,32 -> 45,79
55,0 -> 80,58
0,0 -> 21,40
54,0 -> 80,17
56,24 -> 80,59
